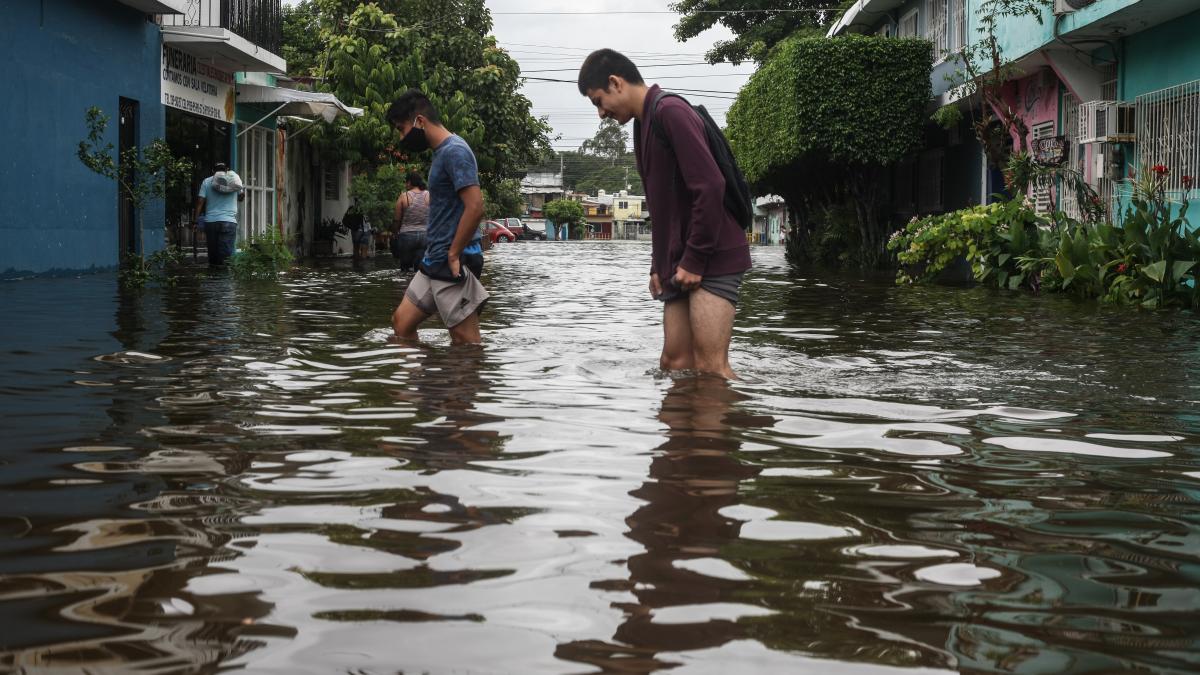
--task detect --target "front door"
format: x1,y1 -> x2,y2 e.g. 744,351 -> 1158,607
118,97 -> 138,255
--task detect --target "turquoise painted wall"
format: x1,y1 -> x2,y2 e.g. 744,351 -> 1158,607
989,0 -> 1139,65
1,0 -> 167,278
1121,9 -> 1200,99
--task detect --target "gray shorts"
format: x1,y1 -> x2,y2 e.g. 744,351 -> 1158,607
656,271 -> 745,306
405,268 -> 490,328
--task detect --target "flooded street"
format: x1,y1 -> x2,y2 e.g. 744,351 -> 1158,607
3,241 -> 1200,673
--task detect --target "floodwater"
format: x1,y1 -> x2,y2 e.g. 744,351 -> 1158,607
2,242 -> 1200,674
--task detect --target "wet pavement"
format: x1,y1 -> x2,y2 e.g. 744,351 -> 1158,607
2,241 -> 1199,673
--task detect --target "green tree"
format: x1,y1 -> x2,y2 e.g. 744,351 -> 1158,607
484,178 -> 523,219
726,35 -> 932,266
543,199 -> 587,238
671,0 -> 844,64
579,118 -> 628,162
282,0 -> 323,78
77,106 -> 192,285
299,0 -> 552,211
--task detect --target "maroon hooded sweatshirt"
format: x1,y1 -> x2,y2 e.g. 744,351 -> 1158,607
634,85 -> 752,283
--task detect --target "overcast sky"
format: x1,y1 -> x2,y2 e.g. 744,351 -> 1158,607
283,0 -> 753,155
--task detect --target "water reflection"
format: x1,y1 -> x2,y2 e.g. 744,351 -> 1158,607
2,244 -> 1200,673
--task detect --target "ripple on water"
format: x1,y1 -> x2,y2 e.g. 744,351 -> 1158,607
984,436 -> 1172,459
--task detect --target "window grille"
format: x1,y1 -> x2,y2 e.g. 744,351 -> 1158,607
925,0 -> 948,57
1136,78 -> 1200,196
1061,93 -> 1084,218
238,124 -> 276,239
1031,121 -> 1055,214
899,9 -> 918,38
947,0 -> 966,53
323,164 -> 339,201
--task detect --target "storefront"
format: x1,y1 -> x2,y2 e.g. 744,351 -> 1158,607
161,42 -> 235,242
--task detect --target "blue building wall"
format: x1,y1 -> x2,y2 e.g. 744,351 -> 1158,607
1,0 -> 166,278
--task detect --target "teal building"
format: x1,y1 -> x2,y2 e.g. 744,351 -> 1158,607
830,0 -> 1200,222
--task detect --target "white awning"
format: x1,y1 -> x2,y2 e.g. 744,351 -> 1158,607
236,84 -> 364,122
162,26 -> 287,74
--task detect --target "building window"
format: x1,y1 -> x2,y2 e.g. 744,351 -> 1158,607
323,164 -> 340,201
899,9 -> 918,39
619,201 -> 628,210
1031,121 -> 1055,214
1137,78 -> 1200,196
925,0 -> 948,57
948,0 -> 966,53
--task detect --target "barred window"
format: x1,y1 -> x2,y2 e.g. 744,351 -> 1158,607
1136,79 -> 1200,196
924,0 -> 947,57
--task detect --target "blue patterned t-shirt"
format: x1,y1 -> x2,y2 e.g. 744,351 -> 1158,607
423,134 -> 482,266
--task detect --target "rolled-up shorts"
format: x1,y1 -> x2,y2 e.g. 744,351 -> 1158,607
656,271 -> 745,306
405,267 -> 490,328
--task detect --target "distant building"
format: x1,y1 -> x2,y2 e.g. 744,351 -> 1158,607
520,171 -> 565,219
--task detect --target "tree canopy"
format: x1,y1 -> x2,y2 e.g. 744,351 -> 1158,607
284,0 -> 552,206
671,0 -> 845,64
726,34 -> 932,264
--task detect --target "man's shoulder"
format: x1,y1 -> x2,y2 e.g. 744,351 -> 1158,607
655,94 -> 700,125
443,135 -> 476,160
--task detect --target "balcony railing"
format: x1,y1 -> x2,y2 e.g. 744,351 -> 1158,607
159,0 -> 281,55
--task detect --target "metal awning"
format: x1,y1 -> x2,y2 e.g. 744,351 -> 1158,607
162,26 -> 287,74
237,84 -> 363,121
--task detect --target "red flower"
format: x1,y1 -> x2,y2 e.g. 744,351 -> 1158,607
1117,263 -> 1128,274
1184,175 -> 1195,189
1152,164 -> 1169,176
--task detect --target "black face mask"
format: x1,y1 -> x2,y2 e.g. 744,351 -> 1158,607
399,122 -> 429,153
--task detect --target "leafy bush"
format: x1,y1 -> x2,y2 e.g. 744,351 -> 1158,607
889,200 -> 1046,286
890,164 -> 1200,310
726,34 -> 932,266
543,199 -> 587,238
350,164 -> 408,232
1020,166 -> 1199,308
230,227 -> 294,279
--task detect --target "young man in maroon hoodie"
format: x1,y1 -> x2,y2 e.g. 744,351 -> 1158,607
578,49 -> 751,379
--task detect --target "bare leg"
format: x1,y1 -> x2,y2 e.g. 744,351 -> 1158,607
392,295 -> 430,341
687,288 -> 736,379
447,311 -> 482,345
660,299 -> 695,371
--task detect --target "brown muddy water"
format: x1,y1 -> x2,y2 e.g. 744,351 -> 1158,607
2,242 -> 1199,674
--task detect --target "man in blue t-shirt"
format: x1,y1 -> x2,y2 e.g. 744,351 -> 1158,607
193,162 -> 244,266
386,89 -> 488,344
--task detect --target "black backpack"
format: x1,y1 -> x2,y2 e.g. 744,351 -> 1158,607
634,90 -> 754,231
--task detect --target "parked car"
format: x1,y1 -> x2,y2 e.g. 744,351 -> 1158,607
481,220 -> 517,244
499,217 -> 546,240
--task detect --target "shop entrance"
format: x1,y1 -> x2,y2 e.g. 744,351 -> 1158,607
165,108 -> 231,246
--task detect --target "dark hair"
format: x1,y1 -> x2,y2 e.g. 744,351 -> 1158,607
214,162 -> 228,172
577,49 -> 644,95
406,171 -> 427,190
386,89 -> 442,126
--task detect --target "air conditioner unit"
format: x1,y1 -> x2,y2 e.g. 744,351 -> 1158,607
1054,0 -> 1097,14
1079,101 -> 1136,144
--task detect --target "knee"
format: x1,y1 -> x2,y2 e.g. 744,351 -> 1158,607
660,353 -> 692,371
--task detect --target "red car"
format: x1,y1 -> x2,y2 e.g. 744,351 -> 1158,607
481,220 -> 517,244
